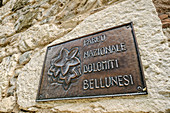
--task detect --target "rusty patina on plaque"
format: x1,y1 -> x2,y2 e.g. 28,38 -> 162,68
36,22 -> 147,101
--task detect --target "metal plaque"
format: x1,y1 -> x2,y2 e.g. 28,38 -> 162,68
36,22 -> 147,101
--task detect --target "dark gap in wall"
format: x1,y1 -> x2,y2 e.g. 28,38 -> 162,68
0,0 -> 3,7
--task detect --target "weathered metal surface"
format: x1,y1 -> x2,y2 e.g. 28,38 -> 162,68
36,22 -> 147,101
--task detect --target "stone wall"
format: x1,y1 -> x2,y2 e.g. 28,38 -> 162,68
0,0 -> 169,112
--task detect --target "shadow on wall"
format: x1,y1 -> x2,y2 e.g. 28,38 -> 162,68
0,0 -> 2,7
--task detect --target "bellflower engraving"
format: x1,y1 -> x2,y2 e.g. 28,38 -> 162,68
47,47 -> 81,90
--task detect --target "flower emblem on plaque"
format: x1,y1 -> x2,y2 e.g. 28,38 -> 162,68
47,47 -> 81,90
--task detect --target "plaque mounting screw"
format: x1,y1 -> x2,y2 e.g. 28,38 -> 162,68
137,86 -> 142,91
40,94 -> 43,98
48,47 -> 51,50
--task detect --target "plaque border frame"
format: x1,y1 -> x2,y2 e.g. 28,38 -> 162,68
36,22 -> 148,102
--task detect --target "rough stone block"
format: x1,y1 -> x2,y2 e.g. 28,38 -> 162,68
159,14 -> 169,20
0,96 -> 16,112
19,51 -> 32,65
0,0 -> 169,112
16,0 -> 170,112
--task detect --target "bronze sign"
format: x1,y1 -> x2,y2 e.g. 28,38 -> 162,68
36,22 -> 147,101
